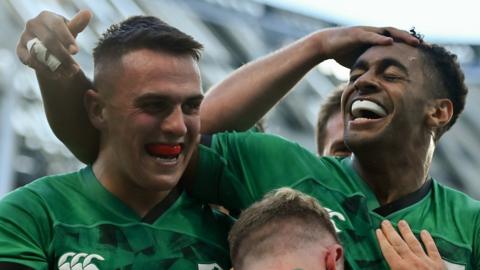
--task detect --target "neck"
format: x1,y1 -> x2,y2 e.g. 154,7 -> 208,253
93,154 -> 171,218
351,137 -> 435,205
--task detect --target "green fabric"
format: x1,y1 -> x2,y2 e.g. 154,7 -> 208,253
193,131 -> 480,269
0,166 -> 232,270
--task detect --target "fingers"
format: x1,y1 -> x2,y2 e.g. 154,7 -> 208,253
380,220 -> 412,258
356,26 -> 393,45
67,10 -> 92,38
376,228 -> 402,263
16,34 -> 33,66
360,26 -> 419,46
17,10 -> 88,77
383,26 -> 420,46
420,230 -> 442,261
398,220 -> 425,255
33,12 -> 78,72
17,31 -> 55,75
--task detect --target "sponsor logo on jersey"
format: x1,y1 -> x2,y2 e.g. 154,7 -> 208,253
58,252 -> 104,270
198,263 -> 223,270
324,207 -> 345,233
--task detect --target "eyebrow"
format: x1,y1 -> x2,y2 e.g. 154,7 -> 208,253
134,93 -> 204,106
350,58 -> 409,76
377,58 -> 409,76
350,60 -> 369,72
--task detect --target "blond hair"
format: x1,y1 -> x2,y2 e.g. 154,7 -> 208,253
228,188 -> 338,269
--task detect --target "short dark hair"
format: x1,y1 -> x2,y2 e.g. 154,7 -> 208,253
228,188 -> 338,269
92,16 -> 203,94
316,85 -> 345,154
410,29 -> 468,140
93,16 -> 203,64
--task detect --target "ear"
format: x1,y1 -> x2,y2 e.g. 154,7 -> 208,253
84,89 -> 106,130
325,244 -> 343,270
425,98 -> 453,129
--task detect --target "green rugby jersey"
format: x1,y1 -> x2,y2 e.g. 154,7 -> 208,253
191,131 -> 480,269
0,166 -> 232,270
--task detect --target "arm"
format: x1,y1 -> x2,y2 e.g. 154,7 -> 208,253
376,220 -> 446,270
200,26 -> 419,133
17,10 -> 98,164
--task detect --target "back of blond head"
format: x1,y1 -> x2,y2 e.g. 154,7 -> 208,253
228,187 -> 338,269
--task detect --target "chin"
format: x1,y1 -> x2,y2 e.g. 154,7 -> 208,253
345,132 -> 383,154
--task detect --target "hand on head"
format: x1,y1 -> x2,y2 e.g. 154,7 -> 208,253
316,26 -> 420,68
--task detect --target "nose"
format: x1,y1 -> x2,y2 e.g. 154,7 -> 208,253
161,105 -> 187,137
353,70 -> 380,95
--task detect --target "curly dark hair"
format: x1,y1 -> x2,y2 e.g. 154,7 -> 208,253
93,16 -> 203,66
409,28 -> 468,140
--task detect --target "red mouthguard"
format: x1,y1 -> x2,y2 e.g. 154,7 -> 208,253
146,144 -> 182,156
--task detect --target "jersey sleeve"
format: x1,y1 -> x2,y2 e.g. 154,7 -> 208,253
192,131 -> 327,211
0,188 -> 51,269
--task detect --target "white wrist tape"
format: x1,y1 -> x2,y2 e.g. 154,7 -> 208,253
26,38 -> 61,72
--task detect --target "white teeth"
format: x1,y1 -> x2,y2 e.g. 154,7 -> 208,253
351,100 -> 387,119
154,156 -> 178,163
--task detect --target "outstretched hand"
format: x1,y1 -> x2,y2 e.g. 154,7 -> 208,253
376,220 -> 446,270
16,10 -> 92,78
315,26 -> 420,68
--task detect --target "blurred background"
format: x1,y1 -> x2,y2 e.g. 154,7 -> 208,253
0,0 -> 479,198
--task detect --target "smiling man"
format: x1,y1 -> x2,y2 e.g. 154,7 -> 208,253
13,10 -> 470,269
190,30 -> 475,269
0,14 -> 232,270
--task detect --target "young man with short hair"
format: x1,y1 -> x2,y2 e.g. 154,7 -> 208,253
15,11 -> 455,268
1,13 -> 232,269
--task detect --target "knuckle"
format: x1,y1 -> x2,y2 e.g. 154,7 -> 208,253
52,17 -> 65,27
42,36 -> 57,51
38,10 -> 51,18
25,19 -> 36,30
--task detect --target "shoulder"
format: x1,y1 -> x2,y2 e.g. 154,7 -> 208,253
432,180 -> 480,220
0,168 -> 86,213
209,131 -> 315,158
432,180 -> 480,208
210,130 -> 295,145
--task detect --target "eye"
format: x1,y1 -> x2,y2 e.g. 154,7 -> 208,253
139,100 -> 171,114
182,99 -> 202,115
349,71 -> 363,83
383,74 -> 402,82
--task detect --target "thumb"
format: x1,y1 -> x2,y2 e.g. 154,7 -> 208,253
67,10 -> 92,37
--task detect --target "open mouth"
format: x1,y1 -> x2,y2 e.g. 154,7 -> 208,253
145,143 -> 183,162
350,99 -> 387,120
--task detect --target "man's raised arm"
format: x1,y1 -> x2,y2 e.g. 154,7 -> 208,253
200,26 -> 419,133
17,11 -> 418,164
17,10 -> 98,164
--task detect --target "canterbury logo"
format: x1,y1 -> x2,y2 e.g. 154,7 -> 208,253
198,263 -> 223,270
324,207 -> 345,233
58,252 -> 104,270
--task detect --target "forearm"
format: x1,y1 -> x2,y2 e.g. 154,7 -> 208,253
199,26 -> 419,134
200,31 -> 326,133
37,71 -> 99,164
